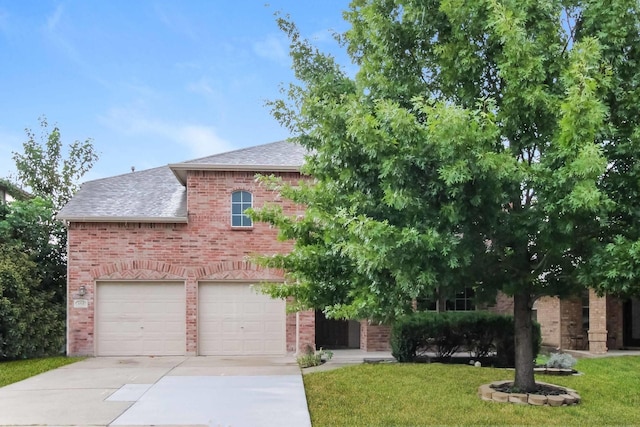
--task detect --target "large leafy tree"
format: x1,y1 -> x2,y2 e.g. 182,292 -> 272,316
255,0 -> 640,392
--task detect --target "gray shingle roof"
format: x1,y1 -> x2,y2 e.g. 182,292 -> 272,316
169,140 -> 307,184
57,166 -> 188,222
182,140 -> 306,166
57,140 -> 307,223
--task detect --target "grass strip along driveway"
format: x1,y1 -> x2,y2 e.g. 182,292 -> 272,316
0,357 -> 80,387
303,356 -> 640,426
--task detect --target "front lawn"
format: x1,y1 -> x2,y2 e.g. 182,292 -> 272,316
304,356 -> 640,426
0,357 -> 81,387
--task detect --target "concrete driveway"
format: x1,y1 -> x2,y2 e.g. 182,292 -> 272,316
0,356 -> 311,427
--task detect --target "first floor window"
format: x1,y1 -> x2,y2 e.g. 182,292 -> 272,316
231,191 -> 252,227
445,287 -> 476,311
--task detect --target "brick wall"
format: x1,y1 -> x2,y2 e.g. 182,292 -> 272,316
535,296 -> 561,348
485,292 -> 514,315
360,321 -> 391,351
588,289 -> 608,354
66,170 -> 310,356
297,310 -> 316,354
559,297 -> 583,350
606,297 -> 624,349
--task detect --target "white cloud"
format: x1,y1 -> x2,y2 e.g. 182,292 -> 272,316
0,9 -> 9,34
41,3 -> 109,88
99,107 -> 232,158
46,3 -> 64,31
187,78 -> 215,97
154,4 -> 199,42
253,34 -> 288,65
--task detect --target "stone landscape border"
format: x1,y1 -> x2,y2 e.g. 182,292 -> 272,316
478,380 -> 581,406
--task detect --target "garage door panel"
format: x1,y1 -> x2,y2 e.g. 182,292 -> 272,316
198,283 -> 285,355
96,282 -> 186,356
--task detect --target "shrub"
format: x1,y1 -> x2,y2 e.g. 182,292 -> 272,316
0,247 -> 65,360
391,311 -> 541,367
545,352 -> 577,369
297,346 -> 333,368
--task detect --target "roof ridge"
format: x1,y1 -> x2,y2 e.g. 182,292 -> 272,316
178,139 -> 296,164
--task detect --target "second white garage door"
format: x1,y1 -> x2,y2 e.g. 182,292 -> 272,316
198,282 -> 286,355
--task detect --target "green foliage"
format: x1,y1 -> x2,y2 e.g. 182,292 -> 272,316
0,244 -> 65,360
255,1 -> 640,391
13,116 -> 98,210
546,352 -> 577,370
297,346 -> 334,368
390,311 -> 540,366
0,197 -> 66,307
0,118 -> 97,359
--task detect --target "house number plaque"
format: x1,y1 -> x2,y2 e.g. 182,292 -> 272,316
73,299 -> 89,309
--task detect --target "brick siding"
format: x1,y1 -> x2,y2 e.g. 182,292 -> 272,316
66,170 -> 311,356
360,321 -> 391,351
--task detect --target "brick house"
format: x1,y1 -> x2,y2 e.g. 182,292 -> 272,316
59,140 -> 639,356
58,141 -> 389,357
533,291 -> 640,354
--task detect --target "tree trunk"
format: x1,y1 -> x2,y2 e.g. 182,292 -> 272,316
513,291 -> 536,392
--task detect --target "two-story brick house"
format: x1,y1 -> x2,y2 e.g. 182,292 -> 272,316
59,140 -> 639,356
58,141 -> 389,356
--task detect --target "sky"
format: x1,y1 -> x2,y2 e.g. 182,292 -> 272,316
0,0 -> 352,183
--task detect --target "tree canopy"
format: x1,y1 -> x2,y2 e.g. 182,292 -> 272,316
0,118 -> 98,359
254,0 -> 640,391
13,116 -> 98,210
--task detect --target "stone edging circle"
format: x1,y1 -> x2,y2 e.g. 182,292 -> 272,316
478,380 -> 581,406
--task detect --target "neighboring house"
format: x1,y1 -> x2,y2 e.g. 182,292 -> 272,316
533,291 -> 640,354
0,178 -> 29,204
58,140 -> 637,356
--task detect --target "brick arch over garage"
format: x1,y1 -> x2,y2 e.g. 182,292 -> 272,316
197,260 -> 285,281
91,260 -> 188,280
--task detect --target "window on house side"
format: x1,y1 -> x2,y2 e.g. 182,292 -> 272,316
445,288 -> 476,311
231,191 -> 253,227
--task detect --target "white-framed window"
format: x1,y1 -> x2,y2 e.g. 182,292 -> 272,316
231,190 -> 253,227
445,288 -> 476,311
417,288 -> 477,312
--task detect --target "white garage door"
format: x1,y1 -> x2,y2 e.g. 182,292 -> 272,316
96,281 -> 186,356
198,282 -> 285,355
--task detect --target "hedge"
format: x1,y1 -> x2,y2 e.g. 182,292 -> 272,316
390,311 -> 541,367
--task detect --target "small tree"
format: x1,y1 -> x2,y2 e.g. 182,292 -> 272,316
13,116 -> 98,210
9,117 -> 98,307
254,0 -> 640,392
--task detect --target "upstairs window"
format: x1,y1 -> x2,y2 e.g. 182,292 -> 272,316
231,191 -> 253,227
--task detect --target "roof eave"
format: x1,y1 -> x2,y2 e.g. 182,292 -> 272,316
57,215 -> 188,224
169,163 -> 302,185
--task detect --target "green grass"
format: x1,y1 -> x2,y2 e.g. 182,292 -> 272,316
0,357 -> 82,387
304,356 -> 640,426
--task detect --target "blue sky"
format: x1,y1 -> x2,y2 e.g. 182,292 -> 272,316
0,1 -> 351,182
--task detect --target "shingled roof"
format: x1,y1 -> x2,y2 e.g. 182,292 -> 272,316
170,140 -> 307,184
57,140 -> 307,223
